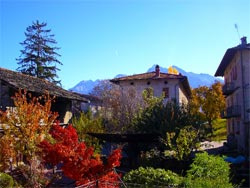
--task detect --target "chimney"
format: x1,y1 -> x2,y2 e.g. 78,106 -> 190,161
155,65 -> 160,77
241,36 -> 247,46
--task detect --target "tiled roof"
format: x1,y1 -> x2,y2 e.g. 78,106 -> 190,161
110,71 -> 185,82
0,67 -> 88,102
215,43 -> 250,77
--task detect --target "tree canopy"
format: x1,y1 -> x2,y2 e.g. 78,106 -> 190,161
0,90 -> 58,187
91,80 -> 144,133
16,20 -> 62,85
72,110 -> 105,153
0,90 -> 58,162
190,82 -> 225,133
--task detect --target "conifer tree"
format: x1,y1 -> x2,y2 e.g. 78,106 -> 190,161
16,20 -> 62,85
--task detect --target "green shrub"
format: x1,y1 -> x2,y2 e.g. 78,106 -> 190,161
123,166 -> 182,187
210,118 -> 227,141
183,152 -> 233,188
184,177 -> 233,188
72,111 -> 104,153
166,126 -> 200,161
0,173 -> 14,188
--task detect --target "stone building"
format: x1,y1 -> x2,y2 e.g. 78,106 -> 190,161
0,67 -> 88,124
215,37 -> 250,154
110,65 -> 191,104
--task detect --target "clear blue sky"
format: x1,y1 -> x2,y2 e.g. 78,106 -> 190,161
1,0 -> 250,89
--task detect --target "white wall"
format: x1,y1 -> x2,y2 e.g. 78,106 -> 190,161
118,78 -> 189,104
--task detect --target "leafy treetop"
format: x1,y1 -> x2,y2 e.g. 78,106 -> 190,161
16,20 -> 62,85
0,90 -> 58,161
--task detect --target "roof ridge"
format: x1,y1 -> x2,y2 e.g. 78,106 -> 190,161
0,67 -> 88,102
111,71 -> 175,80
0,67 -> 59,87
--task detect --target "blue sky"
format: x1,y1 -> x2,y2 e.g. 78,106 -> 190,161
1,0 -> 250,89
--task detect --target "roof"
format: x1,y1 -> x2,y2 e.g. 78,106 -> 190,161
0,67 -> 88,102
215,43 -> 250,77
110,71 -> 185,82
110,71 -> 192,97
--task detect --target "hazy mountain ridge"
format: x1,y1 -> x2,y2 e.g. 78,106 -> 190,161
70,65 -> 223,94
69,80 -> 100,94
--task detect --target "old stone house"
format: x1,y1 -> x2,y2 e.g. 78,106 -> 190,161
110,65 -> 191,104
215,37 -> 250,154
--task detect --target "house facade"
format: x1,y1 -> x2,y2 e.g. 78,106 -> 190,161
215,37 -> 250,154
110,65 -> 191,104
0,67 -> 88,124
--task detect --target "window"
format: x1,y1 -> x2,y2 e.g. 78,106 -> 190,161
162,88 -> 169,98
231,64 -> 237,81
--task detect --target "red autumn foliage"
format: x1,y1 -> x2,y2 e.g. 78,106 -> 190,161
40,122 -> 122,187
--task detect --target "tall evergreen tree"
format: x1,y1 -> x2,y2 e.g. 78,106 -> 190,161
16,20 -> 62,85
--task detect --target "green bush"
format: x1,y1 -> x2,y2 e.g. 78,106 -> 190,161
123,166 -> 182,187
183,152 -> 233,188
0,173 -> 14,188
166,126 -> 200,161
184,177 -> 233,188
72,111 -> 104,153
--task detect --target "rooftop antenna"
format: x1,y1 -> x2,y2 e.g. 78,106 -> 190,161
234,24 -> 241,42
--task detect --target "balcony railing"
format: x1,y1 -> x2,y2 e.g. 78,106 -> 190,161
221,105 -> 241,118
222,83 -> 238,96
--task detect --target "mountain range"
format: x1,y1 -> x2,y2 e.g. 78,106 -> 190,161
69,65 -> 223,94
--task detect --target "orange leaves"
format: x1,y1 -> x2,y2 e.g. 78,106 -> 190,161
168,66 -> 179,75
0,89 -> 58,161
40,123 -> 122,187
0,136 -> 16,171
11,90 -> 58,136
191,82 -> 225,122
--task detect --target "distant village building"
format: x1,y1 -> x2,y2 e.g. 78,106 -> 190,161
0,67 -> 88,124
215,37 -> 250,154
77,93 -> 102,114
110,65 -> 191,104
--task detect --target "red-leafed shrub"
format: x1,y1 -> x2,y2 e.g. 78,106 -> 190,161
40,123 -> 122,187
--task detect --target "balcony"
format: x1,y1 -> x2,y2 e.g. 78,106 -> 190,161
221,105 -> 241,118
222,83 -> 238,96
